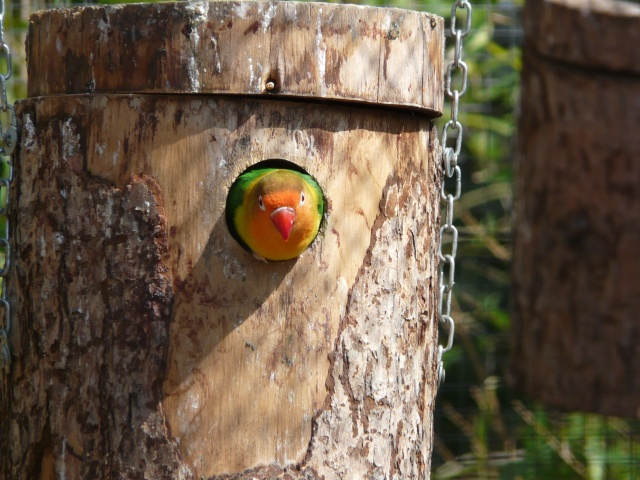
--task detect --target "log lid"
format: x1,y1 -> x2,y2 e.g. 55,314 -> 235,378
524,0 -> 640,75
27,1 -> 444,116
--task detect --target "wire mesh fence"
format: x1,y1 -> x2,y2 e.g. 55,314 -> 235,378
3,0 -> 640,478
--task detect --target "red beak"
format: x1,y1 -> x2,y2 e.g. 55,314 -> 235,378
271,207 -> 296,241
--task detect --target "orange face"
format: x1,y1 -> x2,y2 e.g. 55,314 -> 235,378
240,171 -> 322,261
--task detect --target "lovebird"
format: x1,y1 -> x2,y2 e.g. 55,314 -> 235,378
226,164 -> 325,261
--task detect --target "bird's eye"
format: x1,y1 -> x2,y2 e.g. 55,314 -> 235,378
258,196 -> 266,211
300,191 -> 306,206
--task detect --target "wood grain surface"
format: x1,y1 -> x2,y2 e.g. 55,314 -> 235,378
26,1 -> 444,115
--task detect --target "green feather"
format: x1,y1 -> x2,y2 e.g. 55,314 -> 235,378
225,168 -> 268,253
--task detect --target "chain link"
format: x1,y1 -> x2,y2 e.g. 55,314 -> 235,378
0,0 -> 16,384
437,0 -> 472,388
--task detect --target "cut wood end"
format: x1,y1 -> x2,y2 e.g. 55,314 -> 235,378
26,1 -> 444,116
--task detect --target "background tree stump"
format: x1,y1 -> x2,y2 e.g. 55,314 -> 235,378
512,0 -> 640,417
2,2 -> 446,478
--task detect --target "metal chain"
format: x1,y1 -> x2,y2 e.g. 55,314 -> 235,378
437,0 -> 471,388
0,0 -> 17,385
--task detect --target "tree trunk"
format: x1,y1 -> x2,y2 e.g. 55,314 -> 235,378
2,2 -> 445,478
512,0 -> 640,416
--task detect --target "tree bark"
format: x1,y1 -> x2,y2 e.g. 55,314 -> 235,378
512,0 -> 640,416
4,93 -> 442,478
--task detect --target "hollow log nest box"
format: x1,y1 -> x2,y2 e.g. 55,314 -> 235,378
3,2 -> 445,479
512,0 -> 640,418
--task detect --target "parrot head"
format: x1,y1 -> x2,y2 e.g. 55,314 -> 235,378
226,163 -> 325,261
